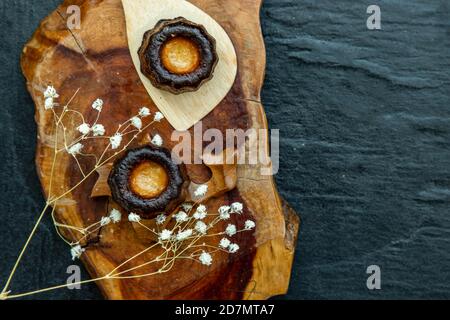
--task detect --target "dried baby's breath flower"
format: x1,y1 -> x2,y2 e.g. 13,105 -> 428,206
92,98 -> 103,112
156,214 -> 166,225
230,202 -> 243,214
195,221 -> 207,234
10,89 -> 258,298
159,229 -> 172,241
70,245 -> 85,261
218,206 -> 231,220
225,224 -> 237,237
245,220 -> 256,230
193,209 -> 207,220
151,134 -> 163,147
176,229 -> 193,241
100,216 -> 111,226
110,133 -> 123,150
77,123 -> 90,135
194,185 -> 208,198
181,203 -> 193,212
175,211 -> 189,223
131,116 -> 142,130
109,209 -> 121,223
228,243 -> 240,254
219,238 -> 231,249
193,205 -> 207,220
44,97 -> 55,110
154,112 -> 164,122
139,107 -> 151,118
68,143 -> 84,155
92,124 -> 105,136
199,251 -> 212,266
128,212 -> 141,223
197,205 -> 207,213
44,86 -> 59,99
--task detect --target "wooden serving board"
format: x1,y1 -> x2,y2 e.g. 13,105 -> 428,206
21,0 -> 300,300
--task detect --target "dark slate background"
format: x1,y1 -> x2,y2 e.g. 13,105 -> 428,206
0,0 -> 449,299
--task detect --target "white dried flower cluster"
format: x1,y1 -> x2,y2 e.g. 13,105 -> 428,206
151,134 -> 163,147
199,251 -> 212,266
219,238 -> 239,253
70,245 -> 85,261
131,116 -> 142,130
92,124 -> 105,136
230,202 -> 244,214
217,203 -> 244,220
100,216 -> 111,227
181,203 -> 193,212
175,211 -> 189,223
39,86 -> 183,280
194,184 -> 208,198
77,123 -> 105,137
67,105 -> 108,155
77,123 -> 90,135
154,112 -> 164,122
225,224 -> 237,237
53,95 -> 109,158
245,220 -> 256,230
109,209 -> 122,223
99,209 -> 122,227
91,98 -> 103,112
44,86 -> 59,99
44,87 -> 164,161
159,229 -> 172,241
45,97 -> 55,110
176,229 -> 193,241
66,196 -> 252,270
68,143 -> 84,155
43,86 -> 59,110
139,107 -> 151,118
113,199 -> 253,270
110,133 -> 123,150
193,205 -> 207,220
195,221 -> 207,234
219,238 -> 231,249
128,212 -> 141,223
228,243 -> 240,253
156,214 -> 166,225
218,206 -> 231,220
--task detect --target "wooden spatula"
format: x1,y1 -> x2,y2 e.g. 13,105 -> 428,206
122,0 -> 238,131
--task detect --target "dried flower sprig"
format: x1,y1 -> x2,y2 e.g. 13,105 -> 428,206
103,200 -> 255,276
64,195 -> 255,294
0,86 -> 169,299
194,184 -> 208,198
0,86 -> 255,300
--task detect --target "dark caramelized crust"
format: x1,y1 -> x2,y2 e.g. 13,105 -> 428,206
138,17 -> 218,94
108,145 -> 189,218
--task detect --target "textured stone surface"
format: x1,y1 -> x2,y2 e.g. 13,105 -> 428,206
1,0 -> 450,299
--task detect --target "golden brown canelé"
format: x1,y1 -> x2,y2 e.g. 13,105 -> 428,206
108,145 -> 189,219
138,17 -> 218,94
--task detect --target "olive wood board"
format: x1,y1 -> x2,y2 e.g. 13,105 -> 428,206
21,0 -> 300,300
122,0 -> 238,131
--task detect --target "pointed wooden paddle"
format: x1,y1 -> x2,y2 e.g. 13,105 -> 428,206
122,0 -> 238,131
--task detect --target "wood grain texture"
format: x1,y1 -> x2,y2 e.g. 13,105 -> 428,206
21,0 -> 299,300
122,0 -> 238,131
